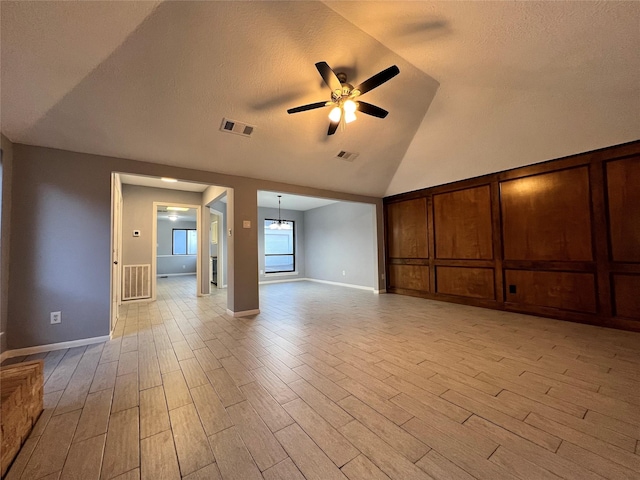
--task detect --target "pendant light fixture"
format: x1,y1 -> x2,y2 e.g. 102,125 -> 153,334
269,195 -> 292,230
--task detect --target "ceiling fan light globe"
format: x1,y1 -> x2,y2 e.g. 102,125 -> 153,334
329,106 -> 342,122
345,110 -> 357,124
343,99 -> 357,113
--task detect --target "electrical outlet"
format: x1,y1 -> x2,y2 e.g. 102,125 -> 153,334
50,311 -> 61,324
342,270 -> 346,276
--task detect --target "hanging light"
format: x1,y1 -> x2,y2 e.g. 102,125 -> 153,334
269,195 -> 292,230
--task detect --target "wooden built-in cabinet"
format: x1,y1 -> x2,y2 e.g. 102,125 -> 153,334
384,141 -> 640,331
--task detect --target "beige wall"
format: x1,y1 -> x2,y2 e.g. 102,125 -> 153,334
6,144 -> 383,349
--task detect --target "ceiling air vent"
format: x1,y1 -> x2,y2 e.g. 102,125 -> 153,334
220,118 -> 255,138
336,150 -> 359,162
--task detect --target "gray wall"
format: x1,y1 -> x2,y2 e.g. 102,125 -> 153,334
122,185 -> 202,268
6,144 -> 382,349
304,201 -> 376,288
258,206 -> 305,283
0,135 -> 13,353
8,145 -> 113,348
157,219 -> 197,275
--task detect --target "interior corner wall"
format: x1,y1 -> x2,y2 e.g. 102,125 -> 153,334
304,202 -> 376,289
0,134 -> 14,353
258,207 -> 305,282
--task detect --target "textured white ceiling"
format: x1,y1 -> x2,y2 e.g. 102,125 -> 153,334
2,1 -> 639,198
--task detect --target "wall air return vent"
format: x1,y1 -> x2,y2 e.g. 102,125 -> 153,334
220,118 -> 255,137
335,150 -> 359,162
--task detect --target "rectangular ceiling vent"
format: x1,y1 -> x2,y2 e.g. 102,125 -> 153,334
336,150 -> 359,162
220,118 -> 255,137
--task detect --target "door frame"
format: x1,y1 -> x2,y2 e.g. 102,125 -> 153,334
110,173 -> 123,334
209,208 -> 225,289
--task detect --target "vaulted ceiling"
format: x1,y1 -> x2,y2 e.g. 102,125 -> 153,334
2,1 -> 638,197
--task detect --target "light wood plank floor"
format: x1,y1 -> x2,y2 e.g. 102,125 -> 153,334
3,276 -> 640,480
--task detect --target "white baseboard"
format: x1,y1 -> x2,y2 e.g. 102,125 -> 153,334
121,297 -> 154,305
226,308 -> 260,318
157,273 -> 196,277
306,278 -> 375,292
259,277 -> 307,285
0,335 -> 110,362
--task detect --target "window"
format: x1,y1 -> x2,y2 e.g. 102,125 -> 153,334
264,220 -> 295,273
173,229 -> 197,255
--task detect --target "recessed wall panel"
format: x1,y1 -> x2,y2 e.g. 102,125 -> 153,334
388,264 -> 429,292
387,199 -> 428,258
501,167 -> 592,261
607,157 -> 640,263
434,185 -> 493,259
504,269 -> 597,313
613,274 -> 640,319
436,266 -> 495,300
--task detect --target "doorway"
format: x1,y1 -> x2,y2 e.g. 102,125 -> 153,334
152,201 -> 202,300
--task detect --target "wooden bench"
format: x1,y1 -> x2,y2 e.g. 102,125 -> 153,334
0,360 -> 44,477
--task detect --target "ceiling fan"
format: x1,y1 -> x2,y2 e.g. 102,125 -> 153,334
287,62 -> 400,135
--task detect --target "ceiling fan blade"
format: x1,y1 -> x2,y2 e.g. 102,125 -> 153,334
354,65 -> 400,95
287,102 -> 329,114
316,62 -> 342,93
357,101 -> 389,119
327,120 -> 339,136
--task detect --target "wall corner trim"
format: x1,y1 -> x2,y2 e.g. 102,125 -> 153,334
0,335 -> 111,363
226,308 -> 260,318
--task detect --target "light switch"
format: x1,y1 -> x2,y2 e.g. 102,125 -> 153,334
243,220 -> 251,229
133,230 -> 140,237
